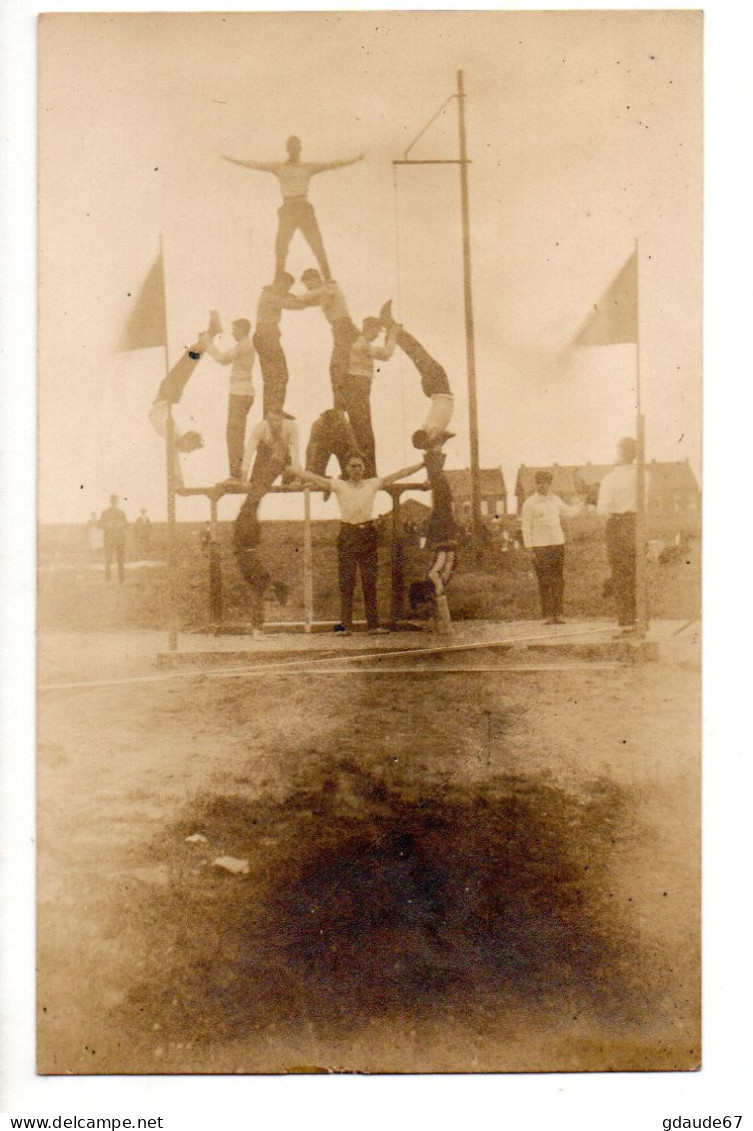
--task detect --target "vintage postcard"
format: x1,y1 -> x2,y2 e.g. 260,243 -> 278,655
34,9 -> 702,1077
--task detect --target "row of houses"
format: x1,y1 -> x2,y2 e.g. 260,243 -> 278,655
402,460 -> 701,534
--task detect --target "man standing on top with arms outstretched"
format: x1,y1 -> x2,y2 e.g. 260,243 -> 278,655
221,135 -> 365,280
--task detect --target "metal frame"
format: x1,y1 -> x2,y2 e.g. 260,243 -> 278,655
166,479 -> 433,647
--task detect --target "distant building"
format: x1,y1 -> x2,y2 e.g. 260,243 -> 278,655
443,468 -> 507,522
398,498 -> 432,528
514,460 -> 700,533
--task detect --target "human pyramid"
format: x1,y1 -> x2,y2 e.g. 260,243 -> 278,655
150,135 -> 458,635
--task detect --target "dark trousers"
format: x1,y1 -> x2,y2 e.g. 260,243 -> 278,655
275,199 -> 330,279
248,440 -> 289,499
226,394 -> 254,478
253,328 -> 289,415
395,328 -> 451,397
342,375 -> 376,477
532,544 -> 565,618
104,538 -> 125,583
605,513 -> 637,625
234,443 -> 289,625
233,441 -> 290,554
329,318 -> 360,409
337,522 -> 380,630
305,410 -> 360,477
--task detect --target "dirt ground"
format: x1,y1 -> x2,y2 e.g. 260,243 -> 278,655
36,626 -> 700,1075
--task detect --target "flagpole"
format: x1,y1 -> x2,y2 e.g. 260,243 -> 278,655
160,233 -> 178,652
634,237 -> 649,635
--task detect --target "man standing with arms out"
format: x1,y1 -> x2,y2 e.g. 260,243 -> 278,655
221,136 -> 365,280
98,495 -> 127,584
520,470 -> 584,625
597,437 -> 645,630
292,269 -> 359,410
202,318 -> 256,482
300,453 -> 424,635
253,273 -> 299,415
342,317 -> 399,477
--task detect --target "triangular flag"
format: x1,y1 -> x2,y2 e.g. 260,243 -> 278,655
119,251 -> 167,351
575,251 -> 637,346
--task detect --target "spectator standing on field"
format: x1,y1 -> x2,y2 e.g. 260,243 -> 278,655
98,495 -> 127,583
520,470 -> 583,625
134,508 -> 152,556
597,437 -> 648,630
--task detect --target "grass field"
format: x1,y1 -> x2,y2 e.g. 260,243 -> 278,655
37,636 -> 700,1074
38,514 -> 701,631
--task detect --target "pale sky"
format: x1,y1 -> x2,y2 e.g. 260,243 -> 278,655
38,9 -> 702,523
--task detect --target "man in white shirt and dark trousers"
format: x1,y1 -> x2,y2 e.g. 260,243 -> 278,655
597,437 -> 644,629
291,270 -> 359,410
343,317 -> 399,476
221,135 -> 364,281
300,453 -> 424,634
253,274 -> 299,415
202,318 -> 256,481
520,470 -> 583,624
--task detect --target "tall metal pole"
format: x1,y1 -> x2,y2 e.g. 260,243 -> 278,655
303,487 -> 314,632
457,70 -> 482,543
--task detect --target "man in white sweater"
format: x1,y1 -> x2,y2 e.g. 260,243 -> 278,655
521,470 -> 584,624
202,318 -> 256,481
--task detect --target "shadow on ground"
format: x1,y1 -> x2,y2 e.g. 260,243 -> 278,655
120,755 -> 655,1054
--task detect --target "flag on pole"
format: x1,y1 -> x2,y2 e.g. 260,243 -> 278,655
119,251 -> 167,351
575,251 -> 637,346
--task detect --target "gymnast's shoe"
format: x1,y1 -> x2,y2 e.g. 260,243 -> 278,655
378,299 -> 394,329
368,626 -> 391,636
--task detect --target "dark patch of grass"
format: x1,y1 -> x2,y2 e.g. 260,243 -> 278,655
122,758 -> 648,1045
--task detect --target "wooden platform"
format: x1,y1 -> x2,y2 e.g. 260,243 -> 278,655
156,620 -> 660,669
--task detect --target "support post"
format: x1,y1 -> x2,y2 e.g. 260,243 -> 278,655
634,238 -> 649,636
208,494 -> 223,627
165,404 -> 178,652
635,412 -> 649,634
303,487 -> 314,632
390,489 -> 404,624
457,69 -> 482,548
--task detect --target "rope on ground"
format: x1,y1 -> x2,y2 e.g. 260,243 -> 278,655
39,623 -> 623,692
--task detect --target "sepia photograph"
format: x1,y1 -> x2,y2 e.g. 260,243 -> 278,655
31,8 -> 706,1080
32,8 -> 705,1081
